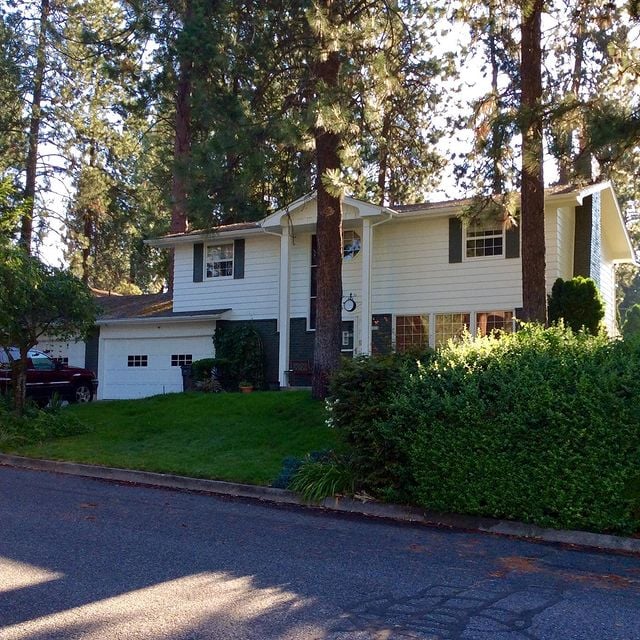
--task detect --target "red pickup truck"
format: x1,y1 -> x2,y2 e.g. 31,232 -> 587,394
0,347 -> 98,405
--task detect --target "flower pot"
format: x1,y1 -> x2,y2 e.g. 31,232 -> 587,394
239,384 -> 253,394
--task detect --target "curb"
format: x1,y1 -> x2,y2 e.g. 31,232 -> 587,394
2,453 -> 639,556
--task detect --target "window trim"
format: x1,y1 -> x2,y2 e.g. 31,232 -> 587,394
205,242 -> 234,279
127,354 -> 148,367
463,223 -> 505,261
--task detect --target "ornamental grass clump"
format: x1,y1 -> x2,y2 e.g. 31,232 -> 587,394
392,324 -> 640,534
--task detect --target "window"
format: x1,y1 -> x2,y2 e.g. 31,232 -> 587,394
395,315 -> 429,352
343,230 -> 361,260
465,223 -> 503,258
127,355 -> 148,367
206,244 -> 233,278
171,354 -> 193,367
435,313 -> 470,346
309,235 -> 318,329
476,311 -> 514,336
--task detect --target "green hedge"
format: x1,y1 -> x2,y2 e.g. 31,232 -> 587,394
330,326 -> 640,534
328,351 -> 431,500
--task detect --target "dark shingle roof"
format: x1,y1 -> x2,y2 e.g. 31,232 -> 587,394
96,293 -> 229,321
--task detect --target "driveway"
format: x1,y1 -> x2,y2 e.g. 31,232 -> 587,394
0,465 -> 639,639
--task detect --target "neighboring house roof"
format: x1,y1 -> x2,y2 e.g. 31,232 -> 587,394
95,293 -> 230,325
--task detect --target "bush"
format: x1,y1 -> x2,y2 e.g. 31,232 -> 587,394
622,304 -> 640,339
191,358 -> 221,382
0,396 -> 90,447
548,276 -> 604,334
289,452 -> 356,502
388,325 -> 640,534
213,324 -> 265,389
328,351 -> 432,500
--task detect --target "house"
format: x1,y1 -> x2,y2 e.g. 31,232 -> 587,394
39,182 -> 635,399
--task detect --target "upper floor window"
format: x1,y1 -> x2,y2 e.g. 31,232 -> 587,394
343,230 -> 361,261
206,244 -> 233,278
465,223 -> 503,258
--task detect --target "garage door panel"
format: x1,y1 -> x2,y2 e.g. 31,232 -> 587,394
101,336 -> 213,400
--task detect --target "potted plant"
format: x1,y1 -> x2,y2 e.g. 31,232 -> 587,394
238,381 -> 254,393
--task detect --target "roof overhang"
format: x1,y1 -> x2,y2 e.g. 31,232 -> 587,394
260,191 -> 396,231
96,309 -> 231,326
146,227 -> 263,248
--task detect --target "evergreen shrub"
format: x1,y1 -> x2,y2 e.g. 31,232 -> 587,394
327,351 -> 432,499
548,276 -> 604,334
391,325 -> 640,534
213,324 -> 265,389
622,304 -> 640,339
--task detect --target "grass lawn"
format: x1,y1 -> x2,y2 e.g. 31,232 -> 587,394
5,391 -> 338,485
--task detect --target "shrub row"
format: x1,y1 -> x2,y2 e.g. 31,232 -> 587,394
329,326 -> 640,534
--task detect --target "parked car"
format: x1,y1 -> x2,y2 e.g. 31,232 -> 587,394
0,347 -> 98,404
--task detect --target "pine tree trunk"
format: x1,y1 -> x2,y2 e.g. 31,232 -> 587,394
312,46 -> 343,400
520,0 -> 547,325
20,0 -> 50,254
168,2 -> 193,293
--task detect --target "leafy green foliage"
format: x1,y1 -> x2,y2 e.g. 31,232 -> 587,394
386,325 -> 640,534
213,323 -> 264,389
622,304 -> 640,339
289,452 -> 355,503
0,396 -> 90,447
327,352 -> 431,500
548,276 -> 604,334
190,358 -> 219,382
0,245 -> 98,413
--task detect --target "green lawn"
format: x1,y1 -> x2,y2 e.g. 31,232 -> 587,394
6,391 -> 337,485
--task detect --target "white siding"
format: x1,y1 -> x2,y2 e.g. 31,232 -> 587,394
371,216 -> 523,315
600,237 -> 618,336
98,321 -> 216,399
556,206 -> 575,281
289,235 -> 311,318
172,235 -> 280,320
36,338 -> 86,367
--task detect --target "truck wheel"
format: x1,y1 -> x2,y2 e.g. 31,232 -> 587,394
72,383 -> 93,403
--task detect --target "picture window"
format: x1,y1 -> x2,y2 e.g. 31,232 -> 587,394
435,313 -> 470,347
476,311 -> 514,336
395,315 -> 429,352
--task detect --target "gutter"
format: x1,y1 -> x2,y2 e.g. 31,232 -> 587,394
96,312 -> 230,326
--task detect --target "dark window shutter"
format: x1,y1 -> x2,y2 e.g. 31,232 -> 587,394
505,225 -> 520,259
193,243 -> 204,282
233,239 -> 245,279
449,217 -> 463,263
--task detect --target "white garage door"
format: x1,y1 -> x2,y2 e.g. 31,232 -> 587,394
101,336 -> 214,400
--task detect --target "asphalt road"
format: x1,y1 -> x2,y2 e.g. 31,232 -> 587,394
1,466 -> 639,640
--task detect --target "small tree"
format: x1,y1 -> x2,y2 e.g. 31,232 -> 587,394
622,304 -> 640,339
0,245 -> 98,414
548,276 -> 604,334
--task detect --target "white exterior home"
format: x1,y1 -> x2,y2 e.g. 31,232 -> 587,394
60,181 -> 634,400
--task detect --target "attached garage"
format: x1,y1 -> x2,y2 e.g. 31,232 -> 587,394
95,294 -> 230,400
